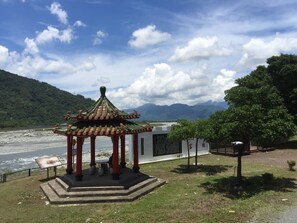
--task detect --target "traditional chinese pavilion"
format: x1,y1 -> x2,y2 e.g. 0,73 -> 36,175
54,86 -> 152,181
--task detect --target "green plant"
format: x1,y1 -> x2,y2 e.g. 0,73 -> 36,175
287,160 -> 296,171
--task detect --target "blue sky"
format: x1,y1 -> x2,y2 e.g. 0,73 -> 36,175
1,0 -> 297,108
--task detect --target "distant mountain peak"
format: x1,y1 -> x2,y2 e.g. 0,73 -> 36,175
125,101 -> 228,121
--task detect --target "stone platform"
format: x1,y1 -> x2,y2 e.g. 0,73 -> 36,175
40,168 -> 166,204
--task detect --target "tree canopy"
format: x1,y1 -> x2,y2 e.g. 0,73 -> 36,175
209,62 -> 296,147
267,54 -> 297,121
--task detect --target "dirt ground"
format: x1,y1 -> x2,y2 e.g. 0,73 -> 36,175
244,148 -> 297,168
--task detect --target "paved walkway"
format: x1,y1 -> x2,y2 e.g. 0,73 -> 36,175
272,207 -> 297,223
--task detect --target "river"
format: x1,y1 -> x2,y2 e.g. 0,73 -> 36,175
0,128 -> 115,174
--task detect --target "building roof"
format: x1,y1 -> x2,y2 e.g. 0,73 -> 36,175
54,120 -> 152,136
54,86 -> 152,137
64,86 -> 139,121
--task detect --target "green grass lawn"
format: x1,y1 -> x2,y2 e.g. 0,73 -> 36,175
0,153 -> 296,223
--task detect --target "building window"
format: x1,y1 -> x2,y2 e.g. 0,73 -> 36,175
141,138 -> 144,155
153,134 -> 182,156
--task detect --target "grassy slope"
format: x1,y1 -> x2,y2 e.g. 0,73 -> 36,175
0,153 -> 296,223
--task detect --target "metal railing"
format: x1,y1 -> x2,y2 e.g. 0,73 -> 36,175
1,167 -> 41,183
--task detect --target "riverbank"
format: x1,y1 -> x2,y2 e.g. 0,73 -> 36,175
0,128 -> 114,173
0,128 -> 65,155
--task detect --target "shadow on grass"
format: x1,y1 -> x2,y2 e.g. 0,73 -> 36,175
171,164 -> 232,175
200,175 -> 297,199
39,176 -> 57,182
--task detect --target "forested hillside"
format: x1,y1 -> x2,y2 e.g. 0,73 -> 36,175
0,70 -> 94,128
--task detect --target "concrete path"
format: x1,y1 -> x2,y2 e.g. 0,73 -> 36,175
272,207 -> 297,223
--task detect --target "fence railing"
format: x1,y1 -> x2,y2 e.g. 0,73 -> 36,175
0,161 -> 95,183
0,167 -> 41,183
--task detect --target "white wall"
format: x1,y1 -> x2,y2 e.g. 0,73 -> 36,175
128,123 -> 209,164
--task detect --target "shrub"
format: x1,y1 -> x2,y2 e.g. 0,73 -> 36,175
287,160 -> 296,171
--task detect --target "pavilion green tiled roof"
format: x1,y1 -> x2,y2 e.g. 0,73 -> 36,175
64,86 -> 140,121
54,86 -> 152,137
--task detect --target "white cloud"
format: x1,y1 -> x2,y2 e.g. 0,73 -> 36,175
93,30 -> 107,45
128,25 -> 171,48
107,63 -> 236,108
3,53 -> 75,77
35,26 -> 73,44
73,20 -> 86,27
169,36 -> 232,62
239,36 -> 297,68
0,45 -> 9,63
211,69 -> 236,101
24,38 -> 39,55
49,2 -> 68,25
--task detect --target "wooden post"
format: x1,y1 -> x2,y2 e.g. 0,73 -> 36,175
75,137 -> 83,181
3,173 -> 6,183
66,135 -> 73,174
112,135 -> 120,180
133,133 -> 140,173
90,136 -> 96,166
237,145 -> 243,185
120,135 -> 126,168
232,141 -> 244,186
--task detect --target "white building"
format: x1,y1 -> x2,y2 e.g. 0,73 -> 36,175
128,122 -> 209,164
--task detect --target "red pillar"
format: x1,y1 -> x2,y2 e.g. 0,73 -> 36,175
90,136 -> 96,166
66,135 -> 73,174
133,133 -> 140,173
120,135 -> 126,168
112,135 -> 120,180
75,137 -> 83,181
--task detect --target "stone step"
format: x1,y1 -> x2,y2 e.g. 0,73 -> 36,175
48,177 -> 159,198
55,177 -> 70,191
41,178 -> 166,204
40,182 -> 60,203
127,178 -> 166,201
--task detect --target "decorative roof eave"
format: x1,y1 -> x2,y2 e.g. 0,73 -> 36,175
64,111 -> 140,121
53,123 -> 152,137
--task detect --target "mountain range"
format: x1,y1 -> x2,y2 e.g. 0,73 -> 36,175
125,101 -> 228,121
0,69 -> 228,127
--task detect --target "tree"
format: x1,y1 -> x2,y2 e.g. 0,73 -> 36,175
193,119 -> 211,167
207,110 -> 232,145
267,54 -> 297,122
224,65 -> 296,147
207,64 -> 296,185
167,120 -> 194,169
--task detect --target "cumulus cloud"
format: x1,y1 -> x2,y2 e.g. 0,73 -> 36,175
128,25 -> 171,48
73,20 -> 86,27
49,2 -> 68,25
93,30 -> 107,45
24,38 -> 39,55
169,36 -> 232,62
108,63 -> 236,108
0,45 -> 9,63
35,26 -> 73,44
211,69 -> 236,101
239,36 -> 297,68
